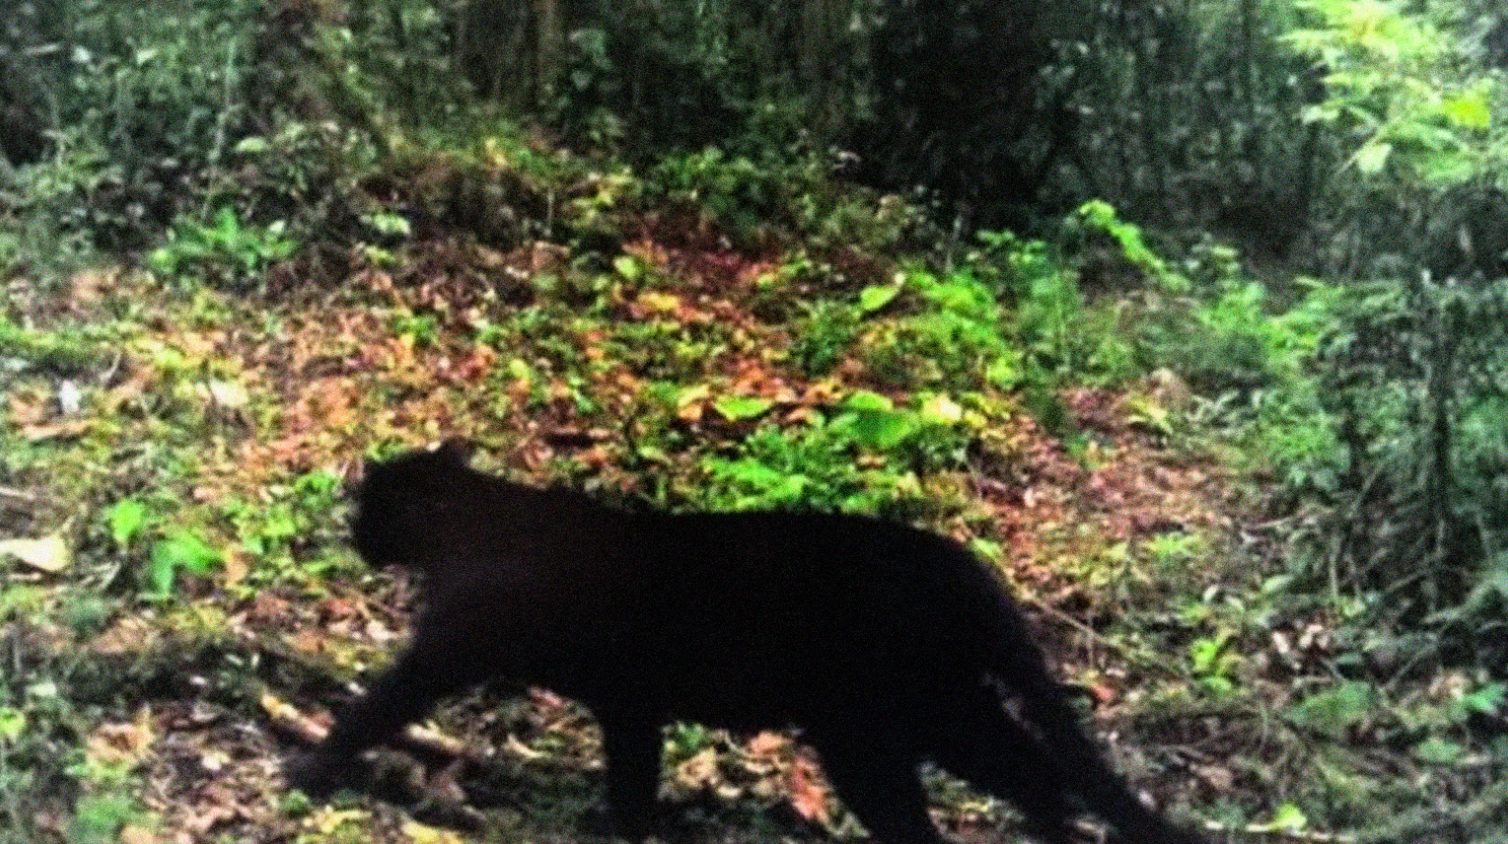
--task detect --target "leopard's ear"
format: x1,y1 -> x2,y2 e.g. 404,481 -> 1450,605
435,437 -> 474,465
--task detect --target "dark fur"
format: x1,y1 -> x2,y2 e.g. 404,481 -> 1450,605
289,442 -> 1199,844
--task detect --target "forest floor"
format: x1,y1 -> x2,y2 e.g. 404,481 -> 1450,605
2,201 -> 1332,844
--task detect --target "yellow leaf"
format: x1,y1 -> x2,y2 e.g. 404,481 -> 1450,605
920,393 -> 964,423
639,291 -> 680,313
402,819 -> 467,844
1440,90 -> 1491,130
306,807 -> 369,835
119,826 -> 157,844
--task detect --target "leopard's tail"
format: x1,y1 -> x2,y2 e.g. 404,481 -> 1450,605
980,582 -> 1202,844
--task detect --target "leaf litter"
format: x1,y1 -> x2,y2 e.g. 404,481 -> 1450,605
0,231 -> 1258,844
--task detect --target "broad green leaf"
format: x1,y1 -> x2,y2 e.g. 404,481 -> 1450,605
148,532 -> 221,597
0,706 -> 24,743
842,390 -> 894,412
985,355 -> 1022,389
1461,682 -> 1506,715
1412,736 -> 1464,764
1260,803 -> 1308,833
844,409 -> 918,450
107,499 -> 149,548
1440,91 -> 1491,130
1286,682 -> 1378,739
918,393 -> 963,424
233,135 -> 270,154
967,537 -> 1002,561
1189,636 -> 1228,675
857,284 -> 901,314
713,395 -> 773,421
364,211 -> 412,237
613,255 -> 645,281
639,291 -> 679,313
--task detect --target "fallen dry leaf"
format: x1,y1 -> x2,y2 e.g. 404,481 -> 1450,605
118,826 -> 157,844
674,747 -> 721,791
260,689 -> 330,744
86,708 -> 155,767
0,534 -> 70,573
88,615 -> 159,655
787,748 -> 832,825
21,419 -> 91,442
8,393 -> 48,426
746,730 -> 787,756
402,819 -> 467,844
221,548 -> 249,585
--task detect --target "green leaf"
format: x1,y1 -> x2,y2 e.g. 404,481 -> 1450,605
1286,681 -> 1379,739
107,499 -> 149,548
1440,91 -> 1491,130
232,135 -> 270,155
1258,803 -> 1308,833
712,395 -> 773,421
147,532 -> 221,597
967,537 -> 1002,561
364,211 -> 412,238
844,409 -> 919,450
857,283 -> 901,314
1189,635 -> 1228,675
842,390 -> 894,412
613,255 -> 645,281
1412,736 -> 1464,764
918,393 -> 963,424
0,706 -> 24,743
1461,682 -> 1506,715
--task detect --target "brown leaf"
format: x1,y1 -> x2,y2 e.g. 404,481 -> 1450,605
787,749 -> 831,825
674,747 -> 721,790
746,731 -> 787,757
6,391 -> 49,425
85,708 -> 155,767
221,549 -> 248,586
89,616 -> 159,655
1084,679 -> 1120,706
119,826 -> 158,844
260,689 -> 330,744
1192,763 -> 1235,793
21,419 -> 91,441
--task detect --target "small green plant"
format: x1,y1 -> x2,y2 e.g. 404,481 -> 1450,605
67,793 -> 140,844
106,499 -> 150,550
790,298 -> 859,377
1142,531 -> 1206,578
665,722 -> 719,758
145,531 -> 220,600
651,148 -> 780,243
220,469 -> 345,578
860,268 -> 1024,392
148,207 -> 297,289
1284,681 -> 1379,741
1188,631 -> 1239,696
391,310 -> 441,347
699,391 -> 968,516
973,227 -> 1139,389
711,395 -> 774,422
1075,199 -> 1173,283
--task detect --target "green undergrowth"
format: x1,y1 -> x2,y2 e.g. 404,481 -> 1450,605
1,65 -> 1499,844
